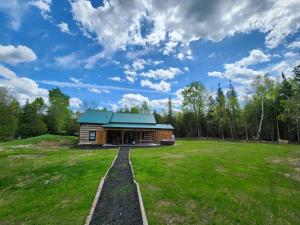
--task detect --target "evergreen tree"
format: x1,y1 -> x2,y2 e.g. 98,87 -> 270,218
167,97 -> 173,125
19,100 -> 47,138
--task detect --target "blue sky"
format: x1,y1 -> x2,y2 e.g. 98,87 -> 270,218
0,0 -> 299,111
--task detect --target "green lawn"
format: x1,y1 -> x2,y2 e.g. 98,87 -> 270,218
0,135 -> 117,225
131,140 -> 300,225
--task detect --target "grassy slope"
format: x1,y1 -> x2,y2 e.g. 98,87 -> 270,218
131,140 -> 300,225
0,135 -> 117,225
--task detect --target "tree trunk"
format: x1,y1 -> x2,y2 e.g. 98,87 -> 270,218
275,111 -> 280,141
245,121 -> 249,141
256,97 -> 264,140
287,122 -> 291,141
297,118 -> 300,143
229,116 -> 234,139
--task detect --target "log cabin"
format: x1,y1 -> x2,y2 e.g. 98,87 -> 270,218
78,110 -> 174,146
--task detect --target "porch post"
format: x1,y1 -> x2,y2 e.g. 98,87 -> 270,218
122,130 -> 124,145
140,130 -> 142,144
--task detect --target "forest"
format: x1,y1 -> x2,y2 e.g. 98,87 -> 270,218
0,64 -> 299,143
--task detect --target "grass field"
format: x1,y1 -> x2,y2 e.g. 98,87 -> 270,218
0,135 -> 117,225
131,140 -> 300,225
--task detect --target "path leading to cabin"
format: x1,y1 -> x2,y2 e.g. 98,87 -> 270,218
90,147 -> 143,225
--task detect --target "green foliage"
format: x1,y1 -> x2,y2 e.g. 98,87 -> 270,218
47,88 -> 70,134
18,100 -> 47,138
66,112 -> 80,136
182,81 -> 207,137
0,88 -> 20,141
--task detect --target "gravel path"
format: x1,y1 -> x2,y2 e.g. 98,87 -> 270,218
90,147 -> 143,225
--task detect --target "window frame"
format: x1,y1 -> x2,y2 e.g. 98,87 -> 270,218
89,131 -> 96,141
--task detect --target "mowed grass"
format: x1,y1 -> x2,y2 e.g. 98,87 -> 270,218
131,140 -> 300,225
0,135 -> 117,225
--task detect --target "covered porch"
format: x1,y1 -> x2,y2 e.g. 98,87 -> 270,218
106,129 -> 155,145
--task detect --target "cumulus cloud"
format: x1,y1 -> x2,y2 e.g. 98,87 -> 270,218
140,67 -> 183,80
0,45 -> 37,64
69,97 -> 82,109
57,22 -> 72,35
0,65 -> 48,105
140,79 -> 171,92
208,49 -> 270,84
71,0 -> 300,60
30,0 -> 52,19
118,90 -> 183,112
123,58 -> 164,83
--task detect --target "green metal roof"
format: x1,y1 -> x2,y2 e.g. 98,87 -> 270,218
78,111 -> 112,124
78,110 -> 173,129
102,123 -> 174,130
110,113 -> 156,124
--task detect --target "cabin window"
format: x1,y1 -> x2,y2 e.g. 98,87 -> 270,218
89,131 -> 96,141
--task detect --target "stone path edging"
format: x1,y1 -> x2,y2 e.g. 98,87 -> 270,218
84,148 -> 120,225
129,150 -> 149,225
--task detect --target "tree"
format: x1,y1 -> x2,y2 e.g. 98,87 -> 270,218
167,97 -> 173,125
130,106 -> 140,113
0,88 -> 20,141
66,111 -> 80,136
216,83 -> 226,139
182,82 -> 207,137
140,101 -> 150,113
226,80 -> 240,139
252,75 -> 270,140
18,100 -> 47,138
47,88 -> 70,134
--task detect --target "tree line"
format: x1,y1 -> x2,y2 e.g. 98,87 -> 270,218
120,65 -> 300,143
0,88 -> 79,141
1,64 -> 299,143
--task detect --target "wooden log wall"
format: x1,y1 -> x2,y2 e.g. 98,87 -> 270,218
79,124 -> 104,145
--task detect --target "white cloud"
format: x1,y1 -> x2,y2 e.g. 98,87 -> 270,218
184,66 -> 189,72
235,49 -> 270,67
140,79 -> 171,92
0,0 -> 29,30
0,65 -> 48,105
71,0 -> 300,59
118,93 -> 149,108
88,88 -> 110,94
69,97 -> 82,109
288,40 -> 300,49
283,51 -> 298,58
207,49 -> 270,84
108,76 -> 122,82
123,58 -> 164,83
140,67 -> 183,80
57,22 -> 72,35
118,90 -> 183,112
54,53 -> 81,68
69,77 -> 81,83
30,0 -> 52,19
38,79 -> 161,94
208,71 -> 224,79
0,45 -> 37,64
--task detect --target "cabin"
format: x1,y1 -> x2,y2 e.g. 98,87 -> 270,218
77,110 -> 174,146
